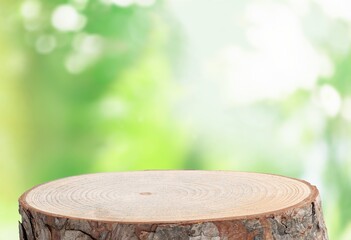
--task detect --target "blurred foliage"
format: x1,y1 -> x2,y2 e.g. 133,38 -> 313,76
0,0 -> 188,236
1,0 -> 351,239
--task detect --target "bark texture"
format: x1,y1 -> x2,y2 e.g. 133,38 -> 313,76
19,196 -> 328,240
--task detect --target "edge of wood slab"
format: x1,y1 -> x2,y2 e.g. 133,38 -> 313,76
19,170 -> 319,224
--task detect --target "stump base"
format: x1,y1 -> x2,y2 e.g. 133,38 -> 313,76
19,171 -> 328,239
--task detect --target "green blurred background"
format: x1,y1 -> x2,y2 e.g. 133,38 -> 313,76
1,0 -> 351,238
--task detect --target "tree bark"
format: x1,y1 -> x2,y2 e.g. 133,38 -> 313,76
19,171 -> 328,240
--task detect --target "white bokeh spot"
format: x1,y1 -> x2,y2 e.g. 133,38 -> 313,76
21,0 -> 41,20
51,5 -> 86,32
65,34 -> 104,74
207,3 -> 334,105
318,84 -> 341,117
35,35 -> 56,54
135,0 -> 156,7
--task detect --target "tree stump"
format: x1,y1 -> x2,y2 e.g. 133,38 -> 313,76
19,171 -> 328,240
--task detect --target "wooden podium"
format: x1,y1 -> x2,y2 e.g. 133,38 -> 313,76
19,171 -> 328,239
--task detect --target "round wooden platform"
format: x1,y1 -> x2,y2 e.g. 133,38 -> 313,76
19,171 -> 328,239
21,171 -> 313,223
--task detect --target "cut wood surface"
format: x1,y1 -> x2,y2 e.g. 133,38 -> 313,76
19,171 -> 328,239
